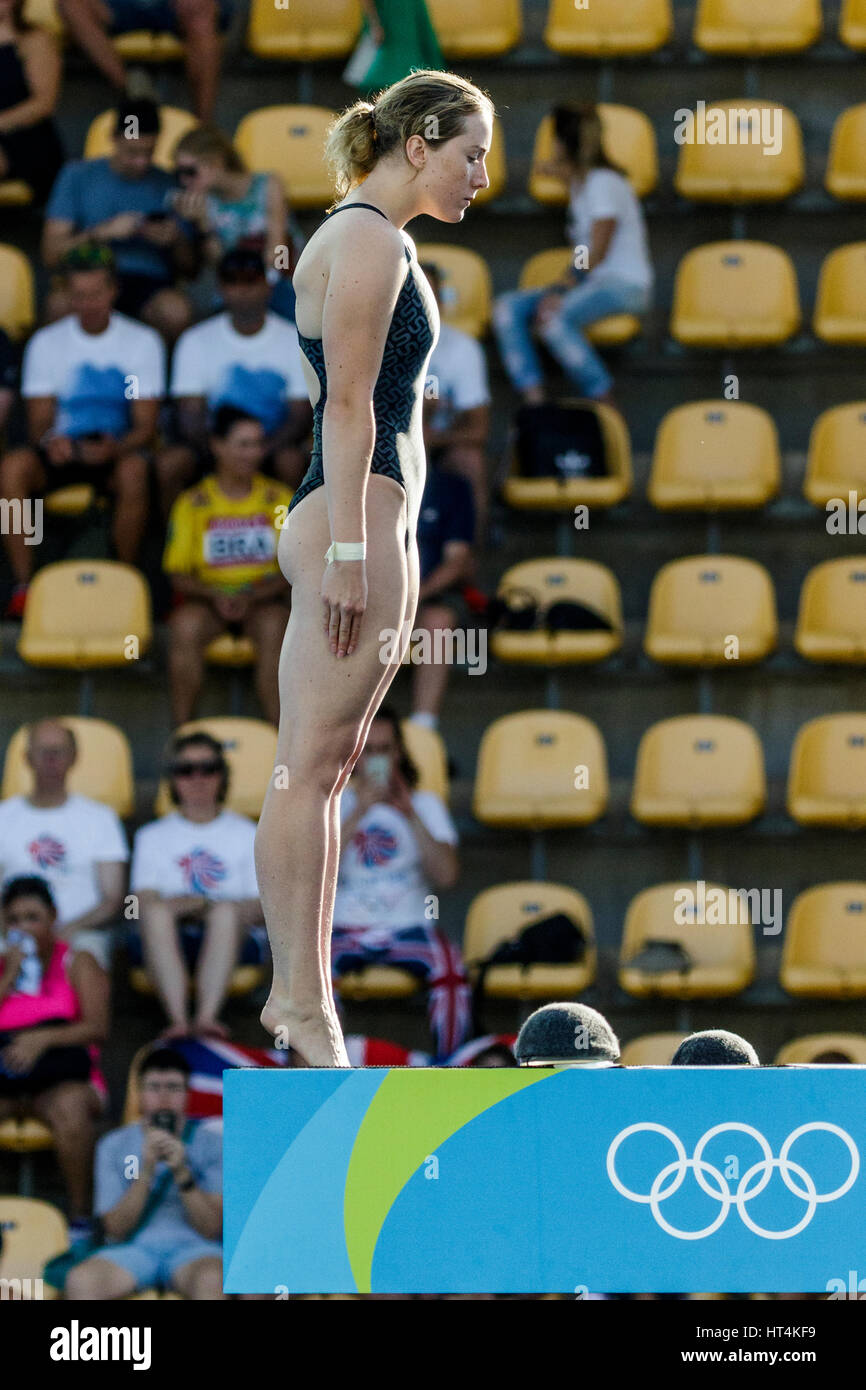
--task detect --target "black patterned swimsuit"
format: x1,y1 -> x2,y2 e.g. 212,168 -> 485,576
289,201 -> 439,552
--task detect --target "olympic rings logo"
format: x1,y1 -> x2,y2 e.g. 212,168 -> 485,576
606,1122 -> 859,1240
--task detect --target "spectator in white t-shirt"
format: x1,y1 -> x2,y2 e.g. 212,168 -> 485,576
0,719 -> 129,971
0,244 -> 165,620
331,708 -> 471,1061
156,248 -> 312,520
129,732 -> 264,1040
492,103 -> 653,407
419,261 -> 491,547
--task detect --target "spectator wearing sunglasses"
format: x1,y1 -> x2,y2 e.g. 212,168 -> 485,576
162,404 -> 292,727
128,734 -> 264,1040
172,125 -> 300,321
156,248 -> 312,519
42,99 -> 198,345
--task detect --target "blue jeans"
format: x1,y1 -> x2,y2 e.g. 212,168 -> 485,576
492,275 -> 651,399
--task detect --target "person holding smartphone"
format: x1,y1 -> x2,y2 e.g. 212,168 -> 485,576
329,707 -> 471,1061
66,1046 -> 224,1301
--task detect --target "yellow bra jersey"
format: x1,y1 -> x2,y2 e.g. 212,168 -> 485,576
163,472 -> 294,593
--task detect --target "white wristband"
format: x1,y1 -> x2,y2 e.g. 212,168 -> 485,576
325,540 -> 366,563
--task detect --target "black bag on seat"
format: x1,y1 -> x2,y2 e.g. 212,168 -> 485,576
514,402 -> 608,481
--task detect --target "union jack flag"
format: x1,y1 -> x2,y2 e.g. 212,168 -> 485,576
177,847 -> 227,895
28,835 -> 66,870
353,823 -> 399,867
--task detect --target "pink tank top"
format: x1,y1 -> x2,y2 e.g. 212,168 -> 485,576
0,939 -> 107,1098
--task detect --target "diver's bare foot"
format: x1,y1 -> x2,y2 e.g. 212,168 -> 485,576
261,996 -> 349,1067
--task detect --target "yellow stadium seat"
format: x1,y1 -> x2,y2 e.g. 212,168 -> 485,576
781,884 -> 866,996
416,244 -> 492,338
694,0 -> 822,53
43,485 -> 98,517
544,0 -> 672,56
813,243 -> 866,344
204,633 -> 257,668
463,882 -> 596,999
153,717 -> 277,819
795,559 -> 866,663
517,249 -> 641,346
233,106 -> 337,209
335,968 -> 420,1001
619,882 -> 756,999
0,244 -> 35,340
787,714 -> 866,826
502,400 -> 633,511
826,106 -> 866,201
775,1032 -> 866,1064
529,106 -> 659,204
648,400 -> 781,510
2,716 -> 134,817
804,402 -> 866,507
0,1198 -> 67,1297
0,1117 -> 54,1153
428,0 -> 522,56
473,710 -> 608,828
17,560 -> 152,670
645,555 -> 777,667
840,0 -> 866,48
113,31 -> 184,60
620,1033 -> 690,1065
247,0 -> 360,59
490,557 -> 623,666
84,106 -> 197,171
129,964 -> 266,998
0,181 -> 32,206
674,102 -> 804,203
631,715 -> 766,826
671,241 -> 801,347
399,720 -> 449,803
22,0 -> 63,34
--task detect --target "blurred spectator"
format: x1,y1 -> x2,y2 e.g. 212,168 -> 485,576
671,1030 -> 759,1066
0,246 -> 164,619
66,1046 -> 224,1300
156,247 -> 311,517
352,0 -> 443,95
492,103 -> 653,406
0,719 -> 129,972
421,261 -> 491,546
446,1034 -> 517,1067
0,0 -> 64,203
0,326 -> 16,437
56,0 -> 223,122
172,125 -> 299,321
332,707 -> 469,1061
0,876 -> 109,1235
162,405 -> 292,726
409,447 -> 477,731
515,1003 -> 620,1067
42,100 -> 197,343
129,732 -> 263,1040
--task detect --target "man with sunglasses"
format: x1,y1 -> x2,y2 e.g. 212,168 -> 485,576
129,733 -> 263,1040
156,248 -> 311,520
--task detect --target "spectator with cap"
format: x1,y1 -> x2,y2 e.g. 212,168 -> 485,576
162,404 -> 292,727
408,449 -> 477,733
56,0 -> 225,122
65,1046 -> 224,1300
0,875 -> 109,1239
515,1002 -> 620,1066
42,99 -> 197,343
421,261 -> 491,547
156,247 -> 311,519
0,719 -> 129,972
128,731 -> 264,1040
0,244 -> 164,619
671,1030 -> 759,1066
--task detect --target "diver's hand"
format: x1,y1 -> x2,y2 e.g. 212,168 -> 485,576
322,559 -> 367,658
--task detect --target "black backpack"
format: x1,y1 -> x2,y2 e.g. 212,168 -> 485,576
514,402 -> 608,482
471,910 -> 588,1033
